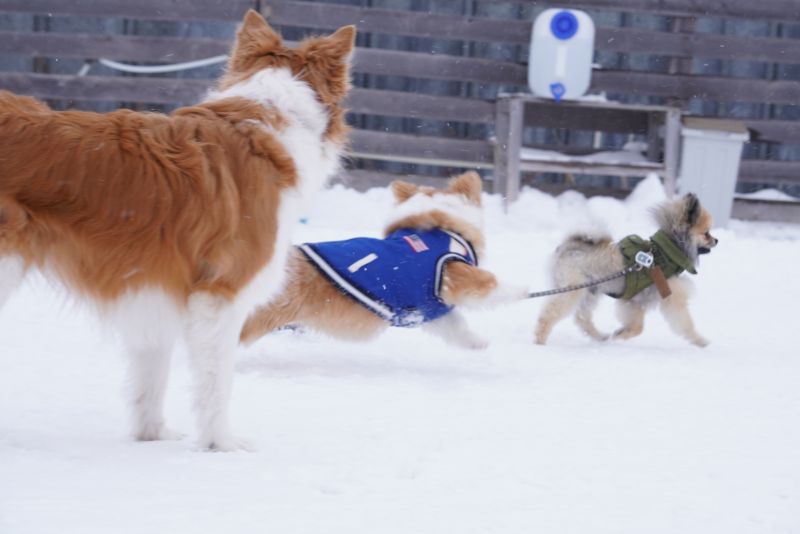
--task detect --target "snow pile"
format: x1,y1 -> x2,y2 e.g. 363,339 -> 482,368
519,146 -> 655,167
736,188 -> 799,202
2,176 -> 799,534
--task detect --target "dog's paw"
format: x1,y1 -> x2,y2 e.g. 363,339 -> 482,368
134,424 -> 185,442
612,327 -> 641,340
201,434 -> 256,452
691,336 -> 710,348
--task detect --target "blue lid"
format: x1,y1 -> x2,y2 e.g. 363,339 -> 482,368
550,10 -> 579,40
549,82 -> 566,102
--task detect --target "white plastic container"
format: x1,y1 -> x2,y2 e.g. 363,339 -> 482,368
679,117 -> 749,227
528,9 -> 595,101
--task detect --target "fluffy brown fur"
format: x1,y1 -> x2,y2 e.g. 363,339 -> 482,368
0,94 -> 292,301
241,171 -> 526,350
0,10 -> 355,450
0,13 -> 354,303
534,193 -> 718,347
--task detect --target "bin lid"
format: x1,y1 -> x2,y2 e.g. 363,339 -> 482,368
681,117 -> 750,141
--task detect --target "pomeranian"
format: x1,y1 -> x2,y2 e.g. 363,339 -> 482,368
534,193 -> 718,347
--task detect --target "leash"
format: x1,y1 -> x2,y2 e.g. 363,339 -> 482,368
526,250 -> 654,299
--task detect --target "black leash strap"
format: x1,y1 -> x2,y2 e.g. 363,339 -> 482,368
526,264 -> 640,300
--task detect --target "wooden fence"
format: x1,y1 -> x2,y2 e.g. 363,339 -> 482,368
1,0 -> 799,212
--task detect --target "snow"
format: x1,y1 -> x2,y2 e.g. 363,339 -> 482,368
736,188 -> 799,202
519,146 -> 654,166
2,175 -> 800,534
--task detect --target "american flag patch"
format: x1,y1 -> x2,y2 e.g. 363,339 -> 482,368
402,234 -> 429,253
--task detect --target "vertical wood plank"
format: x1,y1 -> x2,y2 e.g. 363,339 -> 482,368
492,96 -> 524,207
663,108 -> 683,196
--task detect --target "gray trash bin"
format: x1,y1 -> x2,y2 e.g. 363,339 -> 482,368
678,117 -> 749,227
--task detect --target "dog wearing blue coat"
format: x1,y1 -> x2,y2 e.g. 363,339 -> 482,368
241,172 -> 527,349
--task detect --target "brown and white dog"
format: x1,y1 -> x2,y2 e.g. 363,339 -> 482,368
534,193 -> 718,347
0,11 -> 355,450
240,172 -> 528,350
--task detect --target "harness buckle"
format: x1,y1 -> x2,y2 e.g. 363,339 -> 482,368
634,250 -> 654,270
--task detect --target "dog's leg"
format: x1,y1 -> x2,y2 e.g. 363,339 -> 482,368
0,256 -> 25,310
185,292 -> 251,451
534,290 -> 582,344
126,345 -> 182,441
659,279 -> 708,347
613,301 -> 645,340
240,294 -> 301,345
114,290 -> 183,441
423,310 -> 488,350
574,292 -> 609,341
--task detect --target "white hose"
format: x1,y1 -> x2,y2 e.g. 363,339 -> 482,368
97,55 -> 228,74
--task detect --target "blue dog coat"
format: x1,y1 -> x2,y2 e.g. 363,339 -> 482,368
299,228 -> 477,327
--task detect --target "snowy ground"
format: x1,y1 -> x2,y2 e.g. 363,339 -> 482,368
2,177 -> 799,534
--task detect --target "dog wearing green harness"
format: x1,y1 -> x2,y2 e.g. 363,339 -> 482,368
535,193 -> 718,347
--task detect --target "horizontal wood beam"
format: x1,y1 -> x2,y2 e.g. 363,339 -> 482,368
744,119 -> 800,145
739,159 -> 800,185
347,89 -> 493,124
349,130 -> 493,167
333,169 -> 454,192
596,27 -> 800,65
732,198 -> 800,223
0,0 -> 254,21
0,31 -> 231,64
592,70 -> 800,106
352,47 -> 526,86
0,72 -> 210,104
521,101 -> 653,133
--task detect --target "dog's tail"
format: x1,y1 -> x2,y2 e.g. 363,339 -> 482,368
560,231 -> 614,249
547,230 -> 615,288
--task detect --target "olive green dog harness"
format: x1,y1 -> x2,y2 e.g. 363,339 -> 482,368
615,230 -> 697,300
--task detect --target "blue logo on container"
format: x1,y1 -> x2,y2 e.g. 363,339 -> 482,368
550,82 -> 566,102
550,11 -> 579,40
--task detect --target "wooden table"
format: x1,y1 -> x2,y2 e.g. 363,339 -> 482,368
492,93 -> 683,204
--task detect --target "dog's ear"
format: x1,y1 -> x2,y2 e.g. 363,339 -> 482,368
316,25 -> 357,63
391,180 -> 418,203
299,25 -> 356,103
229,10 -> 282,70
448,171 -> 483,205
684,193 -> 701,226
